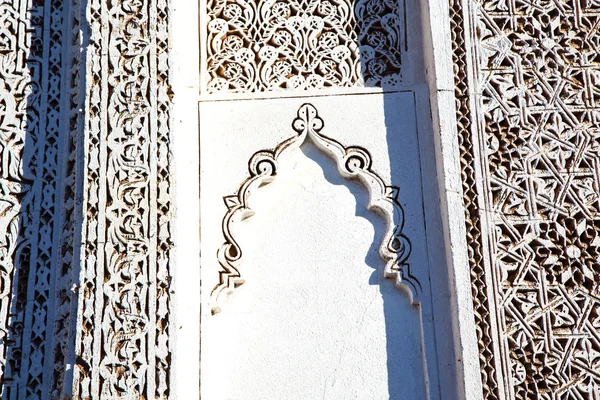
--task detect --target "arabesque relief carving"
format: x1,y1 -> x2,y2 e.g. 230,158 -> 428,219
0,0 -> 171,396
1,0 -> 175,397
211,103 -> 417,313
71,0 -> 174,397
205,0 -> 405,92
453,0 -> 600,398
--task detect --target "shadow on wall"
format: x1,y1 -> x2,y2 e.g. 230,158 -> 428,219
354,0 -> 455,398
378,92 -> 431,400
201,0 -> 454,397
353,1 -> 434,400
301,143 -> 426,400
1,0 -> 85,397
0,0 -> 451,397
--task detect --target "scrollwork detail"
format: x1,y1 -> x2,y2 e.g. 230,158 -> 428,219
205,0 -> 406,93
72,0 -> 173,396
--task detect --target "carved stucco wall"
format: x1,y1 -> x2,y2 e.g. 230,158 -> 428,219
72,0 -> 174,396
0,0 -> 173,397
3,0 -> 600,397
0,0 -> 445,397
452,0 -> 600,398
0,0 -> 83,396
199,0 -> 456,397
202,0 -> 407,92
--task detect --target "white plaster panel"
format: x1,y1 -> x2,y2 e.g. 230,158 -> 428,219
171,0 -> 201,395
200,92 -> 435,399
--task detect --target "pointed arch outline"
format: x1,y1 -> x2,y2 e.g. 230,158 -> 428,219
210,103 -> 419,314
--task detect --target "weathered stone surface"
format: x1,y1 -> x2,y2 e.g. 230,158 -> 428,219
0,0 -> 81,397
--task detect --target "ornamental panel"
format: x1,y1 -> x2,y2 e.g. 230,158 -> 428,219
203,0 -> 406,92
0,0 -> 79,397
452,0 -> 600,398
210,103 -> 416,314
71,0 -> 174,397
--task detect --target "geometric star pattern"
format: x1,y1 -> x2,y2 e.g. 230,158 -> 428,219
455,0 -> 600,398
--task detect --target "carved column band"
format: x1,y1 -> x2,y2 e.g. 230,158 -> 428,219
0,0 -> 174,397
72,0 -> 174,397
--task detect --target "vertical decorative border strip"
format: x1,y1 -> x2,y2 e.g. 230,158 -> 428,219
47,0 -> 84,396
22,0 -> 74,396
448,0 -> 500,398
0,0 -> 74,396
70,0 -> 102,392
72,0 -> 173,396
0,0 -> 44,395
71,0 -> 105,393
155,0 -> 174,395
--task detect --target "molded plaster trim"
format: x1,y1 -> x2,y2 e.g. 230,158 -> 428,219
210,103 -> 419,314
420,0 -> 484,398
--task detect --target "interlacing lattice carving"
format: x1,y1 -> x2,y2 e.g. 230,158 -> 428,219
48,0 -> 84,396
0,0 -> 38,394
455,0 -> 600,397
0,0 -> 81,397
205,0 -> 405,92
72,0 -> 174,396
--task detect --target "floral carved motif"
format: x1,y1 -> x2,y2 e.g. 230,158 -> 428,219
211,103 -> 417,313
454,0 -> 600,398
205,0 -> 405,93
